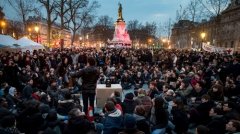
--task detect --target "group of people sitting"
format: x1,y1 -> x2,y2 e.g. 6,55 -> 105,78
0,48 -> 240,134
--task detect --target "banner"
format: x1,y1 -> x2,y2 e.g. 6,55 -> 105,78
202,43 -> 234,55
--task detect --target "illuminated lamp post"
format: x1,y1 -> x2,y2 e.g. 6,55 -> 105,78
1,20 -> 6,34
200,32 -> 206,51
34,25 -> 39,43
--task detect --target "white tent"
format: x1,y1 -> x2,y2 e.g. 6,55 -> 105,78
0,34 -> 20,52
16,37 -> 45,52
0,34 -> 17,46
0,35 -> 45,52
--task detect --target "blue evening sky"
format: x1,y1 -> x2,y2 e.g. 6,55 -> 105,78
2,0 -> 189,24
97,0 -> 189,23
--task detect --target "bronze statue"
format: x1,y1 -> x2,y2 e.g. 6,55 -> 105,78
118,3 -> 123,20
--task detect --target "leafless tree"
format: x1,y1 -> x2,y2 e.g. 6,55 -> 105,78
91,15 -> 114,43
176,5 -> 188,22
38,0 -> 58,47
7,0 -> 37,31
159,18 -> 172,39
0,6 -> 5,20
145,22 -> 157,37
186,0 -> 206,22
96,15 -> 114,28
55,0 -> 70,28
198,0 -> 229,17
67,0 -> 99,46
54,0 -> 71,48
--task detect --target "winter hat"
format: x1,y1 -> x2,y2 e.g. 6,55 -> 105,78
46,109 -> 57,121
39,104 -> 50,114
123,114 -> 136,129
8,87 -> 16,97
125,93 -> 134,100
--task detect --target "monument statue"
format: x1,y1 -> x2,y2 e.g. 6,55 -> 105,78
108,2 -> 132,48
118,3 -> 123,20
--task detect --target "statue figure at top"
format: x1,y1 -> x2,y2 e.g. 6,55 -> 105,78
118,3 -> 123,20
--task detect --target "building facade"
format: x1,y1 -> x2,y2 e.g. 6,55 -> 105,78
171,0 -> 240,52
27,16 -> 71,48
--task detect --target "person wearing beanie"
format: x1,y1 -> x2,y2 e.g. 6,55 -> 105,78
97,101 -> 123,134
64,108 -> 94,134
119,114 -> 144,134
6,87 -> 18,109
133,105 -> 151,134
122,92 -> 137,114
196,125 -> 209,134
38,103 -> 50,119
134,89 -> 152,117
0,114 -> 21,134
41,110 -> 62,134
22,78 -> 34,101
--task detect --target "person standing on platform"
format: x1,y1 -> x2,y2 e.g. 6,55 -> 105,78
71,57 -> 100,114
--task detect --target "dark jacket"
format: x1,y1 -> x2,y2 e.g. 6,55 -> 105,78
64,116 -> 94,134
57,100 -> 75,116
0,128 -> 21,134
196,101 -> 215,123
207,115 -> 226,134
148,89 -> 159,99
171,107 -> 189,134
133,114 -> 150,134
122,99 -> 136,114
102,109 -> 123,134
118,129 -> 144,134
134,96 -> 152,117
6,95 -> 18,109
190,88 -> 207,101
73,66 -> 100,94
17,108 -> 44,134
22,84 -> 33,100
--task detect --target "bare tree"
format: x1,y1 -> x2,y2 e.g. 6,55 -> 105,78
96,15 -> 113,28
92,15 -> 114,43
38,0 -> 58,47
7,0 -> 37,31
127,20 -> 141,31
0,6 -> 5,20
176,5 -> 188,22
145,22 -> 157,37
67,0 -> 99,46
127,20 -> 144,43
198,0 -> 229,17
159,18 -> 172,39
55,0 -> 71,48
186,0 -> 206,22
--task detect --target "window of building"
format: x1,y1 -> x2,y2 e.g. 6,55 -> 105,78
231,41 -> 234,48
225,42 -> 228,48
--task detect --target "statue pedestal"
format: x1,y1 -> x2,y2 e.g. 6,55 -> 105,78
108,20 -> 132,48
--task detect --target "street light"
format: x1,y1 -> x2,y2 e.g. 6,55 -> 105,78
79,36 -> 83,47
1,20 -> 6,34
148,38 -> 152,43
28,28 -> 32,38
34,25 -> 39,43
162,38 -> 166,43
28,28 -> 32,33
162,38 -> 170,49
148,38 -> 152,49
200,32 -> 206,51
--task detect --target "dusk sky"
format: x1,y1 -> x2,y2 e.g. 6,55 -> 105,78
97,0 -> 189,23
2,0 -> 189,24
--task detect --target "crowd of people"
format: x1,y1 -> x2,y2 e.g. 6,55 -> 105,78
0,48 -> 240,134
